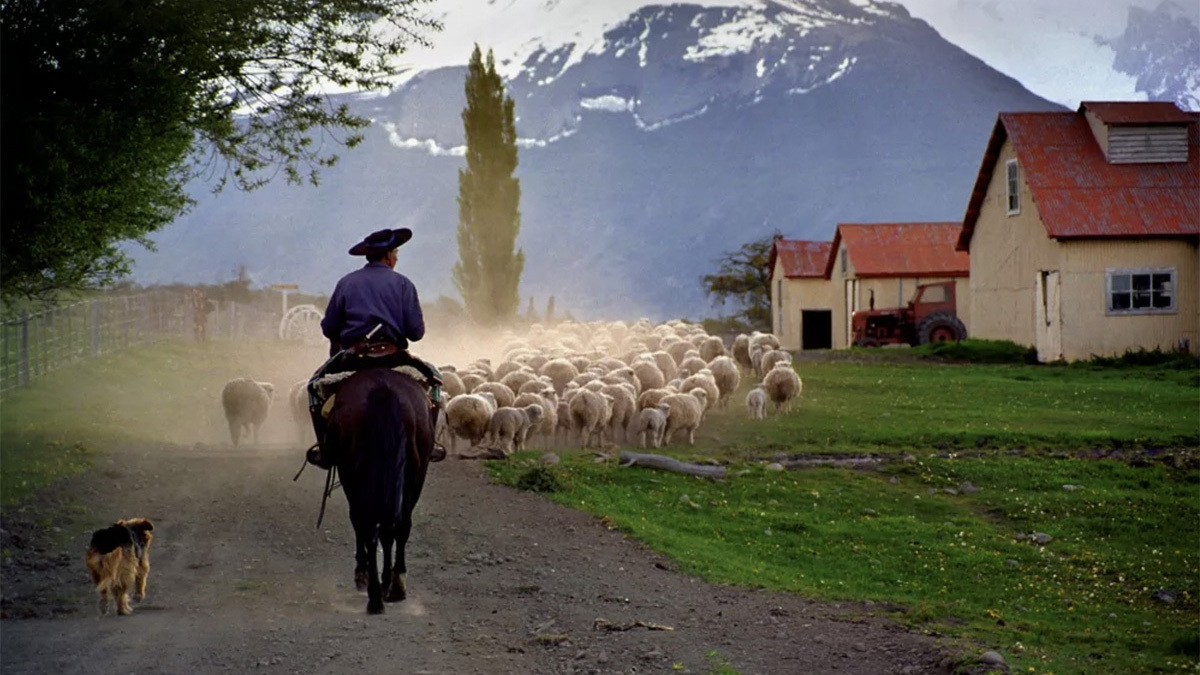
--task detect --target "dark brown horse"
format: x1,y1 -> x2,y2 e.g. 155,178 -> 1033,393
325,367 -> 432,614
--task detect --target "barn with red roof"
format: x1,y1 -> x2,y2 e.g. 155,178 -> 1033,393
957,101 -> 1198,361
826,222 -> 971,349
768,239 -> 834,350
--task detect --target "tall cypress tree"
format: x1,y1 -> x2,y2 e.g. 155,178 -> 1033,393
453,45 -> 523,325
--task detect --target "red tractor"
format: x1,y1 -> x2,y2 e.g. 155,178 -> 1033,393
851,281 -> 967,347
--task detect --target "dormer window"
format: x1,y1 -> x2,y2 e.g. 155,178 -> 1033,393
1006,159 -> 1020,214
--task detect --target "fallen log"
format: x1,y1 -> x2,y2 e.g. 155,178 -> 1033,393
618,451 -> 726,479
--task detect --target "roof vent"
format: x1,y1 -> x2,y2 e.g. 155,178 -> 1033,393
1081,102 -> 1191,164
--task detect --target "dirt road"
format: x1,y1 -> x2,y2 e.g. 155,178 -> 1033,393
1,440 -> 952,674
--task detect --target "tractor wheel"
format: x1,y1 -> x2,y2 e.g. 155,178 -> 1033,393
854,337 -> 881,348
917,312 -> 967,345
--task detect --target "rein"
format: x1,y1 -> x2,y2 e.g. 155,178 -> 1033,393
293,453 -> 341,529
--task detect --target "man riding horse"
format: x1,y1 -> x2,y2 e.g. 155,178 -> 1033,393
305,227 -> 446,469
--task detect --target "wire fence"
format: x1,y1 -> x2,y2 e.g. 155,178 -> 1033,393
0,291 -> 285,398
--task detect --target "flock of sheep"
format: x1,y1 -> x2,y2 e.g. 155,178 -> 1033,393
434,320 -> 803,455
218,320 -> 804,455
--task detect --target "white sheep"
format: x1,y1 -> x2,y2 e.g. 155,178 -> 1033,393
677,355 -> 708,380
763,362 -> 803,413
631,360 -> 666,393
538,358 -> 579,396
632,404 -> 669,449
287,379 -> 311,444
569,389 -> 612,449
760,349 -> 793,377
444,392 -> 497,452
636,387 -> 675,411
746,387 -> 766,420
699,335 -> 726,362
221,378 -> 275,447
678,372 -> 719,414
513,391 -> 557,448
660,388 -> 708,446
487,404 -> 545,455
473,381 -> 516,409
731,333 -> 752,372
600,383 -> 637,445
706,356 -> 740,408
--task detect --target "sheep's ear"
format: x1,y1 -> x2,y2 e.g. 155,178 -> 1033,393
260,382 -> 275,395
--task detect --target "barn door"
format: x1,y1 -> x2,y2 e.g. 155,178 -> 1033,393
1035,270 -> 1063,362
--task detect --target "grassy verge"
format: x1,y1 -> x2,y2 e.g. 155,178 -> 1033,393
489,356 -> 1198,674
697,359 -> 1198,455
490,453 -> 1199,674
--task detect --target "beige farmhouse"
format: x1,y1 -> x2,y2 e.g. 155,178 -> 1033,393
769,239 -> 834,350
957,101 -> 1199,361
826,223 -> 970,348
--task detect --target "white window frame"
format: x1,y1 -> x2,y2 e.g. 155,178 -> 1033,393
1105,268 -> 1177,316
1005,159 -> 1020,215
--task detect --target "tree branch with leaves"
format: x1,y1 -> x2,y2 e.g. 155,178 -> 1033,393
700,230 -> 783,331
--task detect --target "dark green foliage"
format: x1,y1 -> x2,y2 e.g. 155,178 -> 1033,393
453,45 -> 524,326
912,339 -> 1039,364
1081,347 -> 1200,370
1,0 -> 438,302
513,465 -> 562,493
701,230 -> 782,331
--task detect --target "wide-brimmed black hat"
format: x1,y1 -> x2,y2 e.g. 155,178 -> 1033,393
348,228 -> 412,256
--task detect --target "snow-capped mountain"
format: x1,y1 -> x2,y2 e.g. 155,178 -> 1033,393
1108,0 -> 1200,110
133,0 -> 1063,320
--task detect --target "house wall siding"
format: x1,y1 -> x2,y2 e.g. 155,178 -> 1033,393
1058,240 -> 1199,359
772,258 -> 836,351
968,137 -> 1200,358
969,138 -> 1060,348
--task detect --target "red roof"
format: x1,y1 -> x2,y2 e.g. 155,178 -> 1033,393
958,104 -> 1199,250
1081,101 -> 1194,125
825,223 -> 969,279
769,240 -> 832,280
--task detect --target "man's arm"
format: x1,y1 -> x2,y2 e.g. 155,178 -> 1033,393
321,283 -> 344,343
402,281 -> 426,343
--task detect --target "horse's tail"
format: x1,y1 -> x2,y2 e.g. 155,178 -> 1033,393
357,382 -> 407,525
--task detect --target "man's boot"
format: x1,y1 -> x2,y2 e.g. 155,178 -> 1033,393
306,406 -> 335,470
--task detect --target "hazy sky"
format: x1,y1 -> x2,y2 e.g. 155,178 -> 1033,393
893,0 -> 1199,107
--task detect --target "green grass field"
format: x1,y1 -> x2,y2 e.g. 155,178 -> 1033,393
2,340 -> 1197,673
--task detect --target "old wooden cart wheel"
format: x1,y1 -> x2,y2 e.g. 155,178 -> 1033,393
279,304 -> 325,346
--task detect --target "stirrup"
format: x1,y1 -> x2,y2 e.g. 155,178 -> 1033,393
306,444 -> 335,470
430,442 -> 447,463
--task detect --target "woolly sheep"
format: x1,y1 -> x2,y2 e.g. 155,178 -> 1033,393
750,343 -> 765,378
750,331 -> 781,353
601,383 -> 637,445
460,372 -> 487,393
665,341 -> 693,368
632,404 -> 669,449
707,356 -> 740,408
678,372 -> 719,413
473,381 -> 516,409
731,333 -> 752,371
538,358 -> 579,395
637,387 -> 675,411
660,388 -> 708,446
569,389 -> 612,449
760,349 -> 793,377
746,386 -> 766,420
650,351 -> 678,382
221,378 -> 275,447
494,361 -> 527,382
287,379 -> 310,444
444,392 -> 497,452
487,404 -> 545,455
699,335 -> 726,362
763,362 -> 802,413
500,369 -> 539,394
513,391 -> 557,448
631,360 -> 666,393
517,376 -> 554,396
677,356 -> 708,380
441,370 -> 466,400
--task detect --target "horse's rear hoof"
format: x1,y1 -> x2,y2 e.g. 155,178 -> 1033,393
367,600 -> 385,615
354,570 -> 368,592
384,586 -> 406,603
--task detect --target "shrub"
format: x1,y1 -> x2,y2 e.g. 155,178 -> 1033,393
914,339 -> 1038,364
514,465 -> 562,493
1083,347 -> 1200,370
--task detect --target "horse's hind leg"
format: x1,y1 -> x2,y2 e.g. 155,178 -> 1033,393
387,510 -> 413,603
352,509 -> 369,592
381,523 -> 404,603
359,522 -> 384,614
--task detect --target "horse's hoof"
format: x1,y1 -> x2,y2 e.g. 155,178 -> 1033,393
367,600 -> 385,615
354,571 -> 368,592
384,587 -> 406,603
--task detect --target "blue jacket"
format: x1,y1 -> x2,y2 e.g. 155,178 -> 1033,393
321,262 -> 425,355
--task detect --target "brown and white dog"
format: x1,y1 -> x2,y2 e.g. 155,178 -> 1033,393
86,518 -> 154,616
